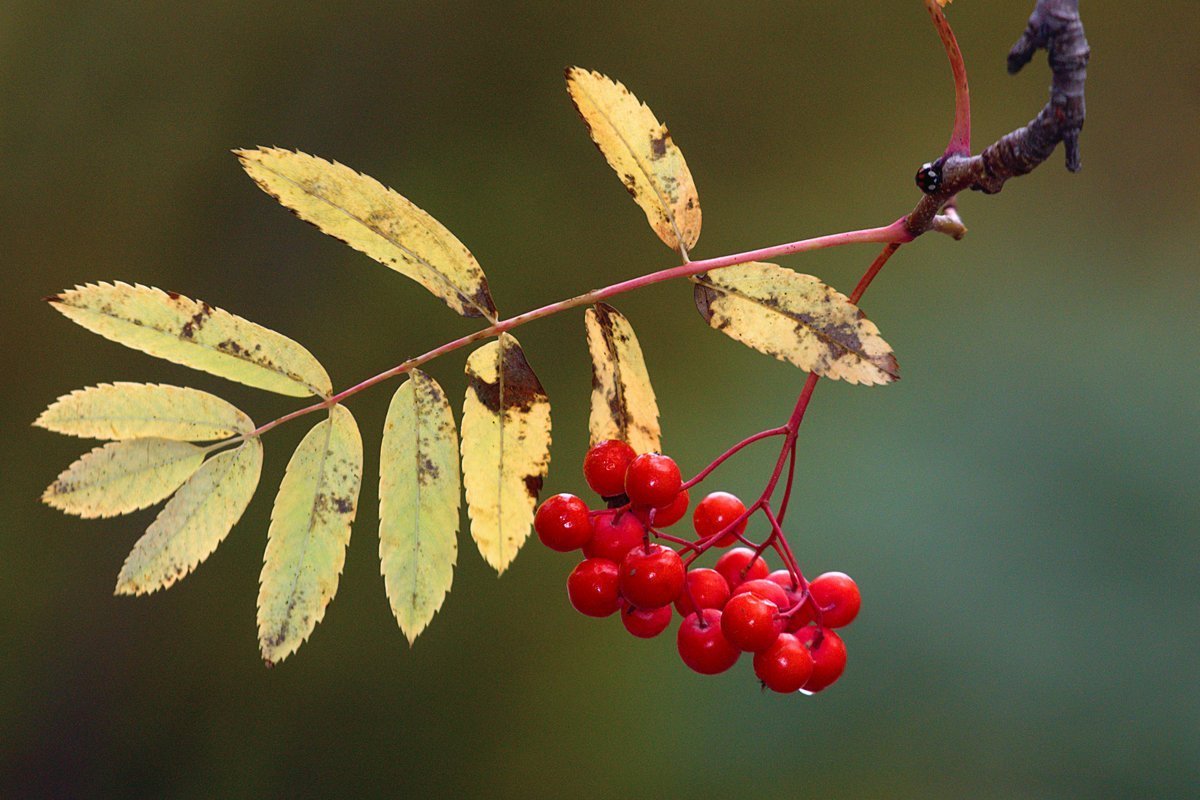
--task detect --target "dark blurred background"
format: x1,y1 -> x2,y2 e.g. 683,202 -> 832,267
2,2 -> 1197,798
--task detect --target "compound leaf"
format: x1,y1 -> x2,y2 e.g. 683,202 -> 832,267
237,147 -> 498,321
115,439 -> 263,595
566,67 -> 701,253
461,334 -> 551,573
693,262 -> 900,385
48,283 -> 332,398
43,438 -> 205,518
584,303 -> 661,453
35,383 -> 254,441
258,404 -> 363,666
379,370 -> 460,645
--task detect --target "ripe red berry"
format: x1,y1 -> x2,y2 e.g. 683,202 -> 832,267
566,558 -> 621,617
808,571 -> 861,629
635,488 -> 690,528
693,491 -> 747,546
753,632 -> 815,693
795,626 -> 847,693
767,570 -> 817,630
620,603 -> 673,638
736,578 -> 790,611
674,568 -> 731,616
721,591 -> 785,652
624,453 -> 682,508
534,493 -> 593,552
715,547 -> 769,591
583,439 -> 637,498
619,544 -> 685,609
583,511 -> 644,563
677,609 -> 741,675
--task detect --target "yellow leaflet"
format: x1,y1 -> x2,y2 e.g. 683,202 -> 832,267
566,67 -> 701,253
461,334 -> 551,573
379,370 -> 460,644
584,303 -> 661,454
258,404 -> 362,666
43,438 -> 205,518
35,383 -> 253,441
116,440 -> 263,596
693,263 -> 900,386
236,147 -> 498,321
49,283 -> 331,398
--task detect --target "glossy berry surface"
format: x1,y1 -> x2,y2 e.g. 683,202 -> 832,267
534,493 -> 593,552
583,439 -> 637,498
795,626 -> 847,693
566,558 -> 621,617
677,609 -> 741,675
674,568 -> 731,616
753,632 -> 815,693
620,603 -> 673,638
809,571 -> 861,629
635,488 -> 690,528
736,578 -> 791,611
767,570 -> 816,630
715,547 -> 769,591
583,511 -> 644,563
619,544 -> 685,609
624,453 -> 682,508
693,491 -> 747,546
721,591 -> 785,652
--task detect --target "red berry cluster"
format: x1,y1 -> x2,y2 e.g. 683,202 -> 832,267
534,440 -> 863,694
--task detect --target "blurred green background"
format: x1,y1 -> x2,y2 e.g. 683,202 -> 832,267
2,1 -> 1197,797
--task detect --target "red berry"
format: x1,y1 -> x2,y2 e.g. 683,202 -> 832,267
721,592 -> 785,652
809,571 -> 861,629
795,626 -> 847,693
736,578 -> 790,610
677,609 -> 741,675
715,547 -> 768,591
674,568 -> 731,616
635,488 -> 690,528
624,453 -> 682,508
583,440 -> 637,498
693,491 -> 747,546
534,493 -> 593,552
767,570 -> 817,630
566,558 -> 621,617
619,544 -> 685,609
583,511 -> 644,563
620,603 -> 673,638
753,633 -> 815,693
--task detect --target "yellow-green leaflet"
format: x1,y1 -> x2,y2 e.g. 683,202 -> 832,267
461,334 -> 551,573
693,263 -> 900,386
584,303 -> 661,454
48,283 -> 332,398
116,440 -> 263,595
42,439 -> 205,518
566,67 -> 701,253
258,405 -> 363,666
236,147 -> 498,321
35,383 -> 253,441
379,370 -> 460,644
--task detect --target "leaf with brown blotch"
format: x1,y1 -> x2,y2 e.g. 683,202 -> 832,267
43,438 -> 206,519
693,263 -> 900,386
48,283 -> 332,398
584,303 -> 661,454
236,147 -> 498,321
460,334 -> 552,574
115,439 -> 263,596
258,404 -> 363,666
379,370 -> 460,645
35,383 -> 254,441
566,67 -> 701,253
